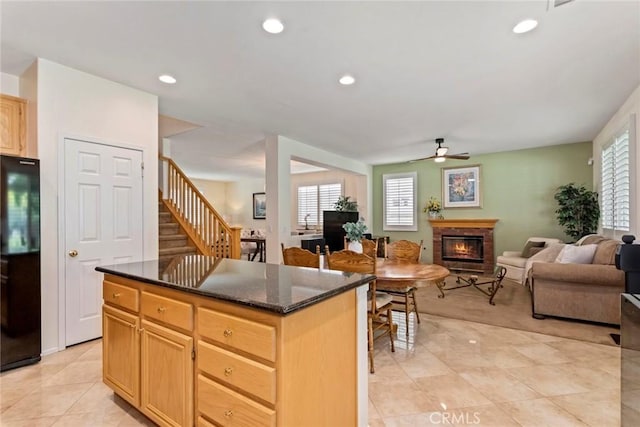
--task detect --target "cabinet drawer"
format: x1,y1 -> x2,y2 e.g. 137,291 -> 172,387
198,308 -> 276,362
198,375 -> 275,427
103,281 -> 139,312
198,341 -> 276,404
141,291 -> 193,331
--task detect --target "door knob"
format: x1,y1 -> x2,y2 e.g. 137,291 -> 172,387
69,250 -> 78,257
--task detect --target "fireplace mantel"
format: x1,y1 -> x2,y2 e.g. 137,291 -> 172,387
429,219 -> 499,229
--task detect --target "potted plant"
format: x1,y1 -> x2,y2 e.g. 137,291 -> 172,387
423,197 -> 442,219
334,195 -> 358,212
554,183 -> 600,241
342,220 -> 368,252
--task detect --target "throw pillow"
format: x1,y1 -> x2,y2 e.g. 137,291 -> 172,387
528,246 -> 546,257
555,244 -> 598,264
521,240 -> 545,258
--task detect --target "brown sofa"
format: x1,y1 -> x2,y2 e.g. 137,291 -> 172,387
529,235 -> 624,325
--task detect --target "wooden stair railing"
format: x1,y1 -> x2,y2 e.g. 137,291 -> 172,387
160,156 -> 241,259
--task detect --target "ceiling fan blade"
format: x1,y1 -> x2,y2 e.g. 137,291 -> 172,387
445,153 -> 470,160
408,155 -> 436,162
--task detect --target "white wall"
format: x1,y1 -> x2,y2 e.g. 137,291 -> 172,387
593,84 -> 640,238
1,71 -> 20,96
265,135 -> 372,263
226,178 -> 266,229
32,58 -> 158,354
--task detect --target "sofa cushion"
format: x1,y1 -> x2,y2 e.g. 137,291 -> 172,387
555,244 -> 598,264
593,239 -> 619,265
522,240 -> 545,258
578,235 -> 607,246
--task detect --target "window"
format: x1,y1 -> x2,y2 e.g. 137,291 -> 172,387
297,183 -> 342,226
383,172 -> 417,231
601,125 -> 631,233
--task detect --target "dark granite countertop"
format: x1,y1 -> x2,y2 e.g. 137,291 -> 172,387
96,255 -> 374,315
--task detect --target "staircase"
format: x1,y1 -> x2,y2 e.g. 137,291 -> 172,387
159,201 -> 197,268
158,156 -> 242,264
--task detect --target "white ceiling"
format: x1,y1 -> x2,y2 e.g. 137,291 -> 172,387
2,1 -> 639,180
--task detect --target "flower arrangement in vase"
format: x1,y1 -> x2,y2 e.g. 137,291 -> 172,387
424,197 -> 442,219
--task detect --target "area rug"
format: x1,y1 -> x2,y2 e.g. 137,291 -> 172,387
414,276 -> 620,346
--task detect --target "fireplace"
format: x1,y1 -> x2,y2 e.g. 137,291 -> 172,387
442,236 -> 483,263
430,219 -> 498,274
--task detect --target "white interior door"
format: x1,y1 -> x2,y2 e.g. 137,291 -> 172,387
65,138 -> 144,346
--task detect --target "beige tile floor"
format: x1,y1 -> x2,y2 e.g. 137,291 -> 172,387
0,313 -> 620,427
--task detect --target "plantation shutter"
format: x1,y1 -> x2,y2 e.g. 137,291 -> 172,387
601,128 -> 630,232
383,172 -> 417,231
318,183 -> 342,225
297,182 -> 342,226
297,185 -> 318,225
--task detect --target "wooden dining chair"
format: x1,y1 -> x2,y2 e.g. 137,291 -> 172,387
325,247 -> 395,373
378,240 -> 423,338
343,237 -> 378,260
281,244 -> 321,268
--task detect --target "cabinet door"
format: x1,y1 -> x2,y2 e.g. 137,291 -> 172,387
0,95 -> 26,156
141,319 -> 193,427
102,305 -> 140,407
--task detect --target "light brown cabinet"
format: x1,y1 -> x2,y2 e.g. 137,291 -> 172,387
0,94 -> 26,157
140,319 -> 193,426
102,278 -> 194,427
102,274 -> 359,427
102,305 -> 140,407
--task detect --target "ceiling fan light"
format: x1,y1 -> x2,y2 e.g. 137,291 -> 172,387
436,146 -> 449,156
434,156 -> 446,163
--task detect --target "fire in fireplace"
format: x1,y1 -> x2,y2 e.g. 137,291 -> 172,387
442,236 -> 484,263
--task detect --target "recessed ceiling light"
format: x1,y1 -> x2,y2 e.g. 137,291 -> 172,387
263,18 -> 284,34
158,74 -> 176,84
339,74 -> 356,85
513,19 -> 538,34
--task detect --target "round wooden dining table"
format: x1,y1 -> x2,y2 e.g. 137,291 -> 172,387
375,259 -> 450,297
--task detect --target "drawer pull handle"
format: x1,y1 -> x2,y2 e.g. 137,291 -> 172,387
223,329 -> 233,337
112,293 -> 121,298
224,367 -> 233,376
224,410 -> 233,418
157,306 -> 166,313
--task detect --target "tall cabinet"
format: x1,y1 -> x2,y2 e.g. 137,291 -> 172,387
0,94 -> 26,157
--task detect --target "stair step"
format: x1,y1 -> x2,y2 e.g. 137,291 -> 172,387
159,223 -> 180,235
159,235 -> 189,248
159,246 -> 197,257
159,212 -> 173,224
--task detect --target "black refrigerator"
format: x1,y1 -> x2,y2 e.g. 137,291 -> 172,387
1,155 -> 41,372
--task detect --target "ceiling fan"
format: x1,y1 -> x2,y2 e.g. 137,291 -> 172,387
412,138 -> 470,163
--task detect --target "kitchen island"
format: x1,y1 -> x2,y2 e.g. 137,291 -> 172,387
96,255 -> 372,427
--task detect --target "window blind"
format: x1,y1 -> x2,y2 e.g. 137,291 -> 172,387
318,183 -> 342,220
601,128 -> 630,231
383,172 -> 417,231
297,185 -> 318,225
297,183 -> 342,226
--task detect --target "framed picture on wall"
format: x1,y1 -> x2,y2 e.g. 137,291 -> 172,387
253,192 -> 266,219
442,165 -> 481,208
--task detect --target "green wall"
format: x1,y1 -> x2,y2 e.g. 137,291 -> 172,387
372,142 -> 594,263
